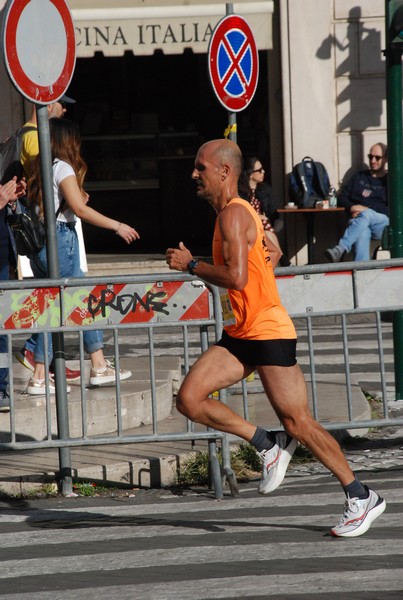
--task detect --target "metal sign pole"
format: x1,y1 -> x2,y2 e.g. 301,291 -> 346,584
225,3 -> 237,143
37,107 -> 59,277
37,106 -> 72,493
206,3 -> 259,489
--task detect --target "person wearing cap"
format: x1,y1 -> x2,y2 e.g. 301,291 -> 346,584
20,94 -> 76,178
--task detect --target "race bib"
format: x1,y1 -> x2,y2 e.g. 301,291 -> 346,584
219,287 -> 236,327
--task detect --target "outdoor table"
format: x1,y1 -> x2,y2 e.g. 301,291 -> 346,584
277,207 -> 345,264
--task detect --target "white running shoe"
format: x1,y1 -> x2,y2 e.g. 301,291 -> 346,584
89,359 -> 131,386
331,487 -> 386,537
257,431 -> 298,494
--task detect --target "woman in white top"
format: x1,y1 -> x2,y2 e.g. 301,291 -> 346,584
26,118 -> 140,395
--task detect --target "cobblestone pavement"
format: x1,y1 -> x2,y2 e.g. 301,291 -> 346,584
289,401 -> 403,477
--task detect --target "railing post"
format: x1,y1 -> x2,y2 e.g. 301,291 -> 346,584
385,2 -> 403,400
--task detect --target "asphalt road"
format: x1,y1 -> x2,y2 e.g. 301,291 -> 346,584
0,463 -> 402,600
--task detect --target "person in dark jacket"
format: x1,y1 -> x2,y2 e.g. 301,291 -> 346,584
325,143 -> 388,262
238,157 -> 290,267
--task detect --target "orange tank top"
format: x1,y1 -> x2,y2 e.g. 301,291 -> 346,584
212,197 -> 296,340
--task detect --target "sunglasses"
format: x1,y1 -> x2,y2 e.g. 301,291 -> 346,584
368,154 -> 382,161
252,167 -> 264,173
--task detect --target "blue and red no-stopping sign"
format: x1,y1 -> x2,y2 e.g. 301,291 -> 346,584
208,14 -> 259,112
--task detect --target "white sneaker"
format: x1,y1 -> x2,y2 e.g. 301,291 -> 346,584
331,487 -> 386,537
89,360 -> 131,386
257,431 -> 298,494
27,376 -> 71,396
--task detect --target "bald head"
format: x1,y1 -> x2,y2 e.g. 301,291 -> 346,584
199,139 -> 243,178
192,138 -> 244,211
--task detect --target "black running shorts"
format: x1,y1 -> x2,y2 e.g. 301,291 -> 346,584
215,330 -> 297,367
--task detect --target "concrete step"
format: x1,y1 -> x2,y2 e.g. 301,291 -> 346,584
86,254 -> 171,276
2,356 -> 182,442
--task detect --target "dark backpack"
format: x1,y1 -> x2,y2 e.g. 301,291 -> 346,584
289,156 -> 330,208
8,204 -> 45,256
8,196 -> 65,257
0,125 -> 36,184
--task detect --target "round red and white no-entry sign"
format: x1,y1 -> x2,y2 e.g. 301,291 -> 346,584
1,0 -> 76,104
208,14 -> 259,113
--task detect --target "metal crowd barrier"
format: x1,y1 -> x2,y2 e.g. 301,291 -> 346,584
0,258 -> 402,496
275,256 -> 403,432
0,273 -> 234,497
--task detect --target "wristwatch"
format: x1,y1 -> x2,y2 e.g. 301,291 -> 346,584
187,258 -> 200,275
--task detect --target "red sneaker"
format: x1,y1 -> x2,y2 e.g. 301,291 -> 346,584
15,347 -> 81,383
57,366 -> 81,383
15,348 -> 35,371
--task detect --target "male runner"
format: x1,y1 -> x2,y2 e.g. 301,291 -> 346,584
166,138 -> 385,537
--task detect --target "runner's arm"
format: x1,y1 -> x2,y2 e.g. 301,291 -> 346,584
166,203 -> 253,290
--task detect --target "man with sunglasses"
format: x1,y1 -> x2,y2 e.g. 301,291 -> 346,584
325,142 -> 388,262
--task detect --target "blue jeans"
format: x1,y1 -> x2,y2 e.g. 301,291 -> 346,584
339,208 -> 389,261
0,263 -> 9,394
28,222 -> 103,364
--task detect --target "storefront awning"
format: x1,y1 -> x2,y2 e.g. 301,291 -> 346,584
69,1 -> 273,57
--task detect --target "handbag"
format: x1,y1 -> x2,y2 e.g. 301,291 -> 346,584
8,199 -> 65,257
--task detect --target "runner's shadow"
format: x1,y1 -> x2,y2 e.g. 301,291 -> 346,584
26,512 -> 226,532
25,512 -> 328,535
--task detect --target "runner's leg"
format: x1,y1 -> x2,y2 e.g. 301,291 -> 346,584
176,344 -> 257,441
257,363 -> 355,486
